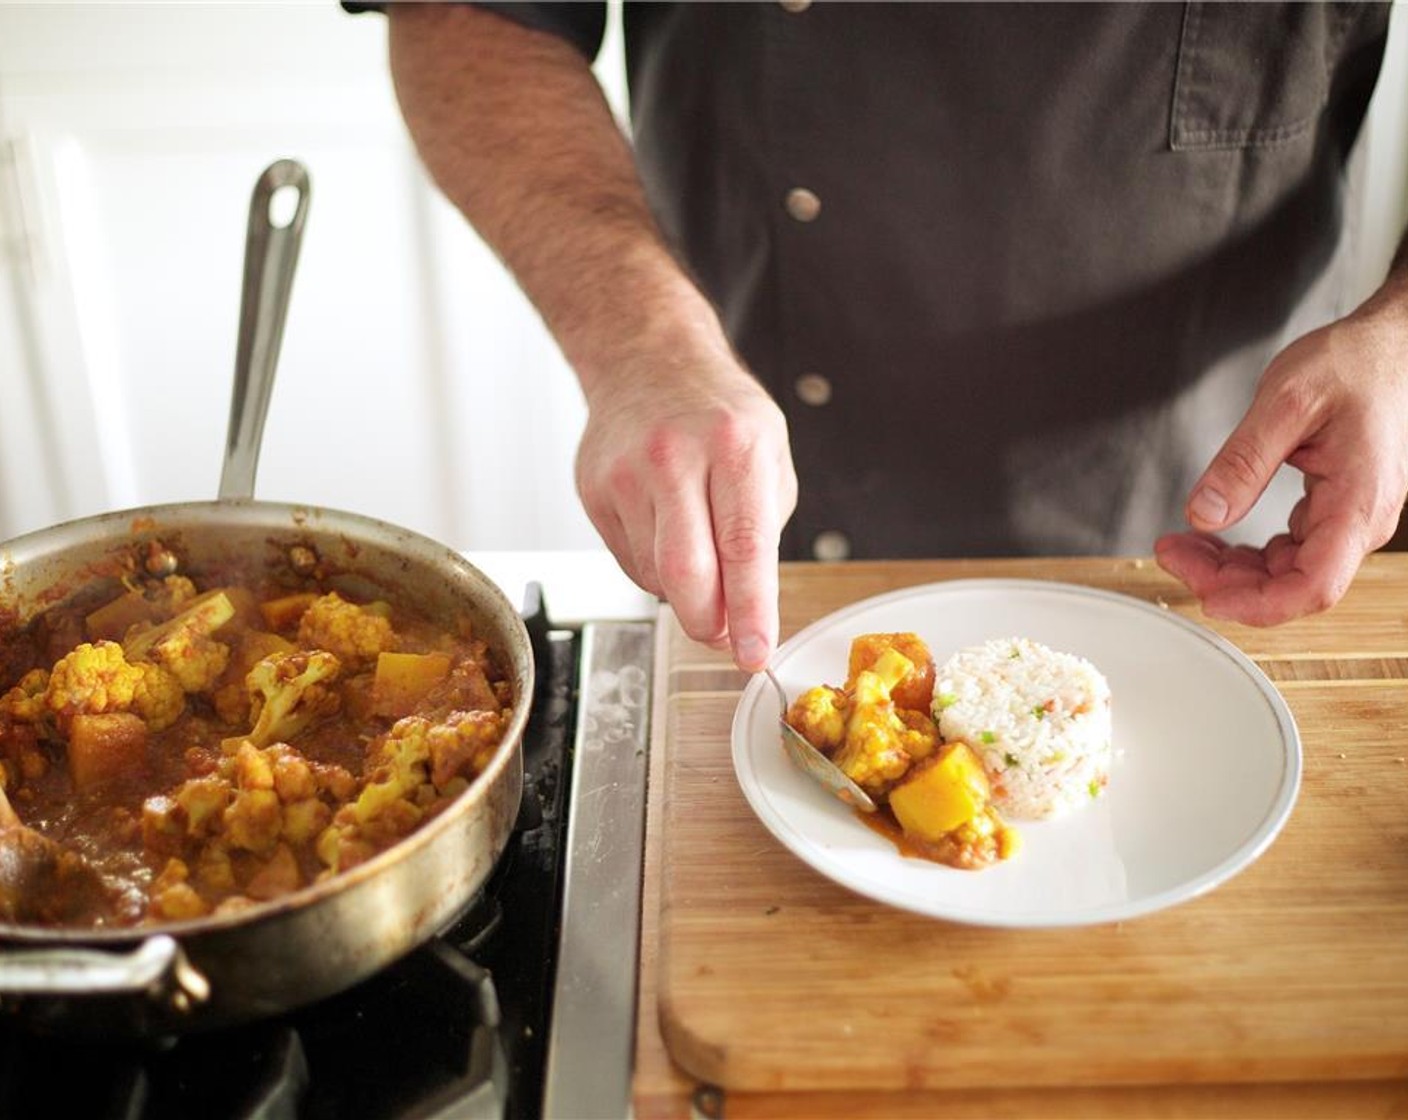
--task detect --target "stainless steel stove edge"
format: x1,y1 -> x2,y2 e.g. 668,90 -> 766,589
541,621 -> 654,1120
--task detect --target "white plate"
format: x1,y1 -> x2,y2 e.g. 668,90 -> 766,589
732,579 -> 1301,928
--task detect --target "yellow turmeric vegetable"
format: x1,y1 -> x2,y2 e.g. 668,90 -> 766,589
830,648 -> 923,795
371,652 -> 452,718
887,740 -> 991,842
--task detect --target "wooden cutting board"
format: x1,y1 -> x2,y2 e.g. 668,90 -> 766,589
649,556 -> 1408,1095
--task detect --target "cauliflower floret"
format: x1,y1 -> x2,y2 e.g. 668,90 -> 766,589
786,685 -> 848,754
150,632 -> 229,695
370,709 -> 506,798
133,662 -> 186,732
0,669 -> 49,724
896,708 -> 941,764
268,745 -> 317,801
830,648 -> 936,797
355,718 -> 432,817
148,858 -> 210,922
297,592 -> 397,670
123,592 -> 235,695
1,671 -> 53,783
211,631 -> 296,726
150,575 -> 199,611
194,843 -> 236,894
222,788 -> 283,854
242,650 -> 342,748
282,797 -> 332,846
174,774 -> 235,837
46,641 -> 139,717
43,641 -> 185,732
423,710 -> 507,790
316,709 -> 506,874
245,843 -> 301,900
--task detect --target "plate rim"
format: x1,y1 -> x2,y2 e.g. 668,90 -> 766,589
731,577 -> 1303,928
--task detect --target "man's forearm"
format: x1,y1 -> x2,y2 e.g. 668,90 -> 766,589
388,3 -> 730,394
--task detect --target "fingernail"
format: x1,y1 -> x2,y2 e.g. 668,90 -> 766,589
736,636 -> 768,670
1190,487 -> 1228,527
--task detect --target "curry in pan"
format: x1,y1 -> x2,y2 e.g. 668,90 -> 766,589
0,541 -> 514,929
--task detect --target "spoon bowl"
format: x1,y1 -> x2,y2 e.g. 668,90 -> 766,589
763,669 -> 877,813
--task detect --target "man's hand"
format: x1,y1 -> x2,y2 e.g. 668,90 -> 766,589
1155,285 -> 1408,625
576,344 -> 797,672
388,4 -> 796,671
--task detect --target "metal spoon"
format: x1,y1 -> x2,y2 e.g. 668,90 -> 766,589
763,668 -> 877,813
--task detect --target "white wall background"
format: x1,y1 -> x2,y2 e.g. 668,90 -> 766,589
0,0 -> 628,552
0,1 -> 1405,555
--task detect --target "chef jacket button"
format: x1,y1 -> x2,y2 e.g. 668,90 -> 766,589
785,187 -> 821,223
794,373 -> 832,407
812,530 -> 851,562
779,0 -> 812,11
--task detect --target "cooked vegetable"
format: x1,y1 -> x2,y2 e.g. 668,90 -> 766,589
296,592 -> 397,670
240,651 -> 342,750
44,641 -> 186,732
67,712 -> 149,791
319,707 -> 509,873
259,592 -> 319,633
831,648 -> 939,795
787,632 -> 1021,871
846,631 -> 935,712
212,630 -> 297,725
0,669 -> 49,724
888,741 -> 990,841
786,684 -> 848,753
123,591 -> 234,664
371,651 -> 452,719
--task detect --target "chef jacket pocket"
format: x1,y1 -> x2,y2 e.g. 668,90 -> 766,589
1170,1 -> 1360,151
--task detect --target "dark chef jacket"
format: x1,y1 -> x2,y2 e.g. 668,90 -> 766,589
470,1 -> 1392,562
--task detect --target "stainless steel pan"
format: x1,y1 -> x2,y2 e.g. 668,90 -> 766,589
0,161 -> 532,1037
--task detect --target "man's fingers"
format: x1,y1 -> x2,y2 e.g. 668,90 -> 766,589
1186,370 -> 1314,533
1154,533 -> 1259,595
1188,347 -> 1317,535
1155,503 -> 1363,626
1263,533 -> 1300,578
580,454 -> 667,599
653,481 -> 728,650
708,447 -> 789,673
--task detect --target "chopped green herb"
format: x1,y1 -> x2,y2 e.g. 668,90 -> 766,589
1088,779 -> 1101,798
1009,647 -> 1021,659
1004,752 -> 1019,768
1031,705 -> 1045,720
980,730 -> 996,744
935,692 -> 958,710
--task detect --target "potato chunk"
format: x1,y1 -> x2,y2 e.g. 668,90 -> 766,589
846,632 -> 935,713
84,591 -> 160,643
67,712 -> 148,791
258,592 -> 319,633
371,652 -> 452,719
888,740 -> 990,842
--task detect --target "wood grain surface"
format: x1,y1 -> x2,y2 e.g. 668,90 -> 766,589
632,555 -> 1408,1118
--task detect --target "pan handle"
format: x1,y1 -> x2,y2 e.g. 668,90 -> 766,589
0,935 -> 211,1013
218,158 -> 311,502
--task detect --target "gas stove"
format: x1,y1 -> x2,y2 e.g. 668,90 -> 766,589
0,583 -> 654,1120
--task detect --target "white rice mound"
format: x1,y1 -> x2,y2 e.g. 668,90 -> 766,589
932,637 -> 1112,821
